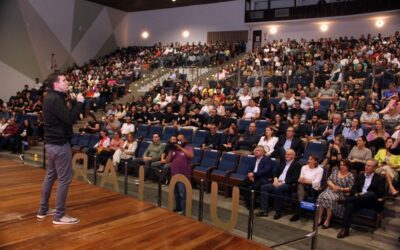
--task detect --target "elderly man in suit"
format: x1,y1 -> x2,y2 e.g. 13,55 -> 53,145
256,149 -> 302,219
337,159 -> 386,238
240,145 -> 275,208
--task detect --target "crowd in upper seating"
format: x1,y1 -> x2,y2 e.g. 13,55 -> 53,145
72,31 -> 400,238
1,30 -> 400,238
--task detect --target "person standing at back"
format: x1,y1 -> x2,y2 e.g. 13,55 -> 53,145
37,72 -> 84,225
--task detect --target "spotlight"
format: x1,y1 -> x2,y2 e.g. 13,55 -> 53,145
182,30 -> 190,38
141,31 -> 149,39
375,20 -> 384,28
269,27 -> 277,34
320,24 -> 328,32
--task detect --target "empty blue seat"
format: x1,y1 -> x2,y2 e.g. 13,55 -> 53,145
135,124 -> 148,139
135,140 -> 150,158
237,119 -> 251,133
192,150 -> 220,185
146,125 -> 163,140
299,141 -> 326,165
228,155 -> 256,186
256,120 -> 270,136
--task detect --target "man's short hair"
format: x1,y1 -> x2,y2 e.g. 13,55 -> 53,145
45,72 -> 62,90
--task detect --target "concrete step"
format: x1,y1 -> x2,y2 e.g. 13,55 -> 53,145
373,229 -> 400,248
382,217 -> 400,232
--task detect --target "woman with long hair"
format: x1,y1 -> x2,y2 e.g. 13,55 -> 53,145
348,136 -> 372,173
257,126 -> 279,157
317,160 -> 354,228
113,132 -> 138,166
342,118 -> 363,147
366,119 -> 389,151
323,135 -> 348,170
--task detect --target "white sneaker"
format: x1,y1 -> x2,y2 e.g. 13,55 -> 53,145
53,215 -> 80,225
37,208 -> 56,219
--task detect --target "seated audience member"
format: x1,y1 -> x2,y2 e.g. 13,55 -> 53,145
97,131 -> 124,172
130,133 -> 165,178
318,81 -> 335,100
115,104 -> 126,121
235,122 -> 260,155
382,107 -> 400,129
360,103 -> 379,129
148,104 -> 164,126
105,114 -> 121,137
202,124 -> 222,150
0,118 -> 19,152
256,149 -> 301,219
278,102 -> 289,121
273,126 -> 303,160
366,119 -> 389,150
18,119 -> 32,148
290,154 -> 324,222
291,114 -> 307,138
120,117 -> 135,138
175,106 -> 189,127
200,98 -> 214,116
243,99 -> 260,120
305,114 -> 325,142
323,113 -> 344,142
374,138 -> 400,196
105,104 -> 117,117
258,127 -> 279,157
279,90 -> 295,107
240,146 -> 274,208
188,107 -> 205,129
80,113 -> 100,134
342,118 -> 363,147
166,133 -> 193,215
112,132 -> 137,166
219,125 -> 238,152
254,90 -> 269,112
231,100 -> 244,119
348,136 -> 372,173
203,108 -> 222,130
271,113 -> 287,137
150,136 -> 176,184
219,109 -> 237,131
337,159 -> 385,239
238,88 -> 252,107
89,130 -> 110,168
317,160 -> 354,229
162,105 -> 176,126
250,79 -> 263,98
299,90 -> 313,111
323,135 -> 348,170
137,106 -> 150,124
306,101 -> 327,123
288,99 -> 306,123
0,117 -> 8,134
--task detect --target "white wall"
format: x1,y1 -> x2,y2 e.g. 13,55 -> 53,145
248,10 -> 400,43
128,0 -> 247,46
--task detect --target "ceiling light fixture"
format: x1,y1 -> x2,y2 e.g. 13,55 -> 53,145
320,24 -> 328,32
182,30 -> 190,38
141,31 -> 149,39
375,19 -> 384,28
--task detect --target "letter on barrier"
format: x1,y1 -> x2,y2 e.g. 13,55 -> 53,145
72,153 -> 88,180
168,174 -> 193,217
138,165 -> 144,200
210,181 -> 239,230
100,159 -> 120,192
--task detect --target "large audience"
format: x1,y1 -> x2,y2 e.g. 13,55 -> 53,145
1,32 -> 400,238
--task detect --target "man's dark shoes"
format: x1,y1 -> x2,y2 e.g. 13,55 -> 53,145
290,214 -> 300,222
337,228 -> 350,238
256,210 -> 268,217
273,211 -> 282,220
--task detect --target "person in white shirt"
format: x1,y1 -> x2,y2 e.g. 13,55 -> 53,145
239,89 -> 252,107
113,133 -> 137,165
279,91 -> 295,107
290,154 -> 324,222
258,127 -> 279,157
0,117 -> 8,134
299,90 -> 313,111
120,117 -> 135,137
190,80 -> 203,93
243,100 -> 260,120
250,80 -> 263,98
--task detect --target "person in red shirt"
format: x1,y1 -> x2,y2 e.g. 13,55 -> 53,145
0,118 -> 19,152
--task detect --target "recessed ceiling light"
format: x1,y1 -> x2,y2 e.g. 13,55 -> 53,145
320,24 -> 328,32
375,19 -> 384,28
141,31 -> 149,39
182,30 -> 190,38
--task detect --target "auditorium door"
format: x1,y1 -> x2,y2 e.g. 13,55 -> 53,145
252,30 -> 262,51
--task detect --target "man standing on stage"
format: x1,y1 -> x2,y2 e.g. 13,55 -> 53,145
37,72 -> 84,224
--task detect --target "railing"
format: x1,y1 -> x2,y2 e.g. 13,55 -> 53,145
41,151 -> 323,249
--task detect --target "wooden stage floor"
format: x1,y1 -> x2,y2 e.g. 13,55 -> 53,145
0,159 -> 268,249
